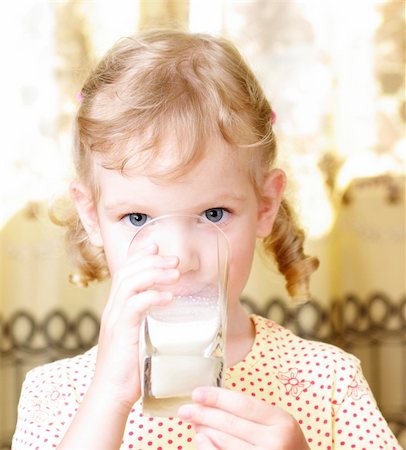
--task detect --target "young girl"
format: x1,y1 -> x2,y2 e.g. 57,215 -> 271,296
12,30 -> 401,450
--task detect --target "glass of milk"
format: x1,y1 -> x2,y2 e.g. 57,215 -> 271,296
128,214 -> 229,417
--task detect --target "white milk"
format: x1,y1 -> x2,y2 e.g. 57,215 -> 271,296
150,355 -> 222,397
146,304 -> 220,355
141,299 -> 225,416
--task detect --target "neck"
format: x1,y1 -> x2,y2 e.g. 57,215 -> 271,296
225,302 -> 255,367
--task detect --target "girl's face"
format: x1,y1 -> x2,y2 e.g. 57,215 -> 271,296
72,137 -> 285,308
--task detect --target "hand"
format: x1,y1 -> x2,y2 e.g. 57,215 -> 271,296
178,387 -> 310,450
91,244 -> 179,410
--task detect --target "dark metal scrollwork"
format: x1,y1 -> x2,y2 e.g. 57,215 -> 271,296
0,309 -> 100,359
241,292 -> 406,343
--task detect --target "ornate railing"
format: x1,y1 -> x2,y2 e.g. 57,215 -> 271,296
1,309 -> 100,357
1,293 -> 405,448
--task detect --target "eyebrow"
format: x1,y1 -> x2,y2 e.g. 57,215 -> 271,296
103,200 -> 148,213
103,193 -> 247,213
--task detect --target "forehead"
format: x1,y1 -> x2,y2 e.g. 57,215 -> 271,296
97,126 -> 250,178
95,132 -> 252,182
93,137 -> 254,210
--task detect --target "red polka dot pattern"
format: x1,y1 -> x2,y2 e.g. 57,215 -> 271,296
12,315 -> 401,449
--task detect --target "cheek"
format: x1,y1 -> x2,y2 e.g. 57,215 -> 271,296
102,242 -> 122,275
99,225 -> 132,276
227,235 -> 257,302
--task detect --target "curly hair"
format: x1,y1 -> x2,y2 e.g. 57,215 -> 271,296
54,29 -> 318,299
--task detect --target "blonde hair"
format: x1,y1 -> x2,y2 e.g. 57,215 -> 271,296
58,29 -> 318,298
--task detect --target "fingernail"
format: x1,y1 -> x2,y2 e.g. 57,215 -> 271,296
178,405 -> 193,419
146,244 -> 158,252
192,388 -> 206,403
163,256 -> 178,266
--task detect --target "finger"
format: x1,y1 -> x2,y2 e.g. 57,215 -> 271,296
119,242 -> 159,272
105,265 -> 180,318
105,240 -> 178,311
109,253 -> 179,299
196,426 -> 257,450
107,289 -> 173,329
191,386 -> 285,425
178,404 -> 266,445
125,248 -> 179,272
101,289 -> 173,337
108,252 -> 178,299
127,242 -> 159,262
119,266 -> 179,298
195,431 -> 218,450
116,289 -> 173,328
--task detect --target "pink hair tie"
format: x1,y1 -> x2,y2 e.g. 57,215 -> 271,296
76,92 -> 84,103
271,110 -> 277,124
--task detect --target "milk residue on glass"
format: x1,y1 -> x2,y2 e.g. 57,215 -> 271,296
140,294 -> 225,417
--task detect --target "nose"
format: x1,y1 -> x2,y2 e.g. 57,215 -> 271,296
157,222 -> 200,274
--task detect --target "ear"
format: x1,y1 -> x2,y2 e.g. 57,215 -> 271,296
256,168 -> 286,238
69,181 -> 103,247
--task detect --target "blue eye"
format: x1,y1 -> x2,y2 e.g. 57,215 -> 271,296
204,208 -> 227,223
124,213 -> 149,227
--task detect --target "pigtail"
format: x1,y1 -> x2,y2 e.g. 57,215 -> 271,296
263,199 -> 319,301
49,198 -> 109,287
65,217 -> 109,287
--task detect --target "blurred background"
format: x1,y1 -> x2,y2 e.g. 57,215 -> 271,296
0,0 -> 405,448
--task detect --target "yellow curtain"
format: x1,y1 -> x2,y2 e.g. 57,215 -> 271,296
139,0 -> 188,30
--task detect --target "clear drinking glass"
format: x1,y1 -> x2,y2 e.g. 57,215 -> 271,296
127,214 -> 229,417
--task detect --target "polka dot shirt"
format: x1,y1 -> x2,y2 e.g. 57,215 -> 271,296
12,315 -> 401,449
